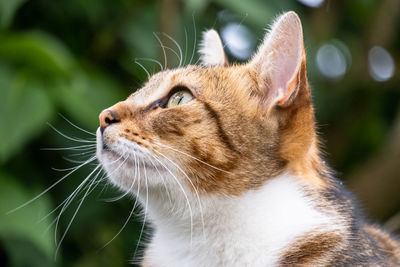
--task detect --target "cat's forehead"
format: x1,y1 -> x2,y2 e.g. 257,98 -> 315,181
128,66 -> 205,107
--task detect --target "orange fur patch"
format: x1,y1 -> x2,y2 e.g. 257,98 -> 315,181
99,60 -> 327,195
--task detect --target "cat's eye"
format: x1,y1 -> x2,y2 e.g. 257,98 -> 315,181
167,90 -> 193,108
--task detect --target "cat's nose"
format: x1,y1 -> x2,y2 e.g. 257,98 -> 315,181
99,109 -> 120,133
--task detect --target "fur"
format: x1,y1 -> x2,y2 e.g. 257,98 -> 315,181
199,29 -> 227,66
96,11 -> 400,266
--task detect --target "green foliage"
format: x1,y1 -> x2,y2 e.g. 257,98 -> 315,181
0,0 -> 398,266
0,172 -> 54,266
0,0 -> 28,29
0,64 -> 53,162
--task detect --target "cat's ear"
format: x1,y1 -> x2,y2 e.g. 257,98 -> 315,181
199,29 -> 228,66
250,11 -> 305,107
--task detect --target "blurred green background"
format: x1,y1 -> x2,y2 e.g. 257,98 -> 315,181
0,0 -> 399,266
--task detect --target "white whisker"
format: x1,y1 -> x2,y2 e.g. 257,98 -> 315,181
134,157 -> 149,258
54,165 -> 102,259
100,201 -> 136,250
99,150 -> 142,249
135,57 -> 163,71
184,27 -> 188,65
162,33 -> 183,67
150,153 -> 194,245
58,113 -> 96,136
62,153 -> 97,164
7,156 -> 97,214
153,149 -> 205,242
189,14 -> 197,65
162,45 -> 181,65
47,123 -> 96,144
153,32 -> 168,70
146,153 -> 172,205
41,166 -> 102,226
41,144 -> 96,151
66,149 -> 97,158
101,155 -> 134,202
135,60 -> 151,78
52,159 -> 96,171
54,164 -> 102,246
154,141 -> 231,174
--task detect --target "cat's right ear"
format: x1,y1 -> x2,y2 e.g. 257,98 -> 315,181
249,11 -> 305,107
199,29 -> 228,66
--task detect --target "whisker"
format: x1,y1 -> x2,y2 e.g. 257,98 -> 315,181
154,149 -> 205,242
100,156 -> 133,202
100,153 -> 141,250
134,157 -> 149,259
40,166 -> 102,225
7,156 -> 97,214
41,144 -> 96,151
51,165 -> 89,172
150,153 -> 194,245
132,150 -> 144,259
76,167 -> 106,202
162,46 -> 181,65
54,165 -> 102,259
184,27 -> 188,65
162,33 -> 183,67
146,154 -> 172,205
100,200 -> 137,250
54,164 -> 102,246
96,171 -> 111,198
135,57 -> 163,71
47,123 -> 96,144
66,149 -> 97,158
134,60 -> 151,78
58,113 -> 96,136
84,175 -> 108,198
96,152 -> 131,201
62,154 -> 97,164
154,141 -> 231,174
189,13 -> 197,65
153,32 -> 168,70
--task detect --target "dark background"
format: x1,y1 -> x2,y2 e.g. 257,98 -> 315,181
0,0 -> 399,266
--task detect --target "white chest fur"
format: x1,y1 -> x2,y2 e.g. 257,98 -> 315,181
140,174 -> 341,267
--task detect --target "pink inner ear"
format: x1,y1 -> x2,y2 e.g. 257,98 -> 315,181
269,34 -> 302,103
253,12 -> 304,105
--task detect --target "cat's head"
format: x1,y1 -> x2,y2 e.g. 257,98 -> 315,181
96,11 -> 322,196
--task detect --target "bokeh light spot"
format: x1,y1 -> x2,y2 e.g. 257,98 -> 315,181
297,0 -> 325,8
316,43 -> 348,80
368,46 -> 395,82
221,23 -> 255,60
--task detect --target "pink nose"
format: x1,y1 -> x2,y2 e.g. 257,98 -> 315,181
99,109 -> 120,133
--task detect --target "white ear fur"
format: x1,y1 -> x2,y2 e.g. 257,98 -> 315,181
199,29 -> 228,66
251,11 -> 304,105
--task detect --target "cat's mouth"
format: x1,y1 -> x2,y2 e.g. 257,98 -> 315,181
96,128 -> 120,162
96,128 -> 159,171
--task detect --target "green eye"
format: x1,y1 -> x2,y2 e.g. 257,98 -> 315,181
167,90 -> 193,108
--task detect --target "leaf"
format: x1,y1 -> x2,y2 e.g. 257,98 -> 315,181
0,31 -> 75,77
0,64 -> 54,163
0,0 -> 29,29
0,172 -> 55,264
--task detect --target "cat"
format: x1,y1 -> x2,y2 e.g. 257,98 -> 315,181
96,11 -> 400,266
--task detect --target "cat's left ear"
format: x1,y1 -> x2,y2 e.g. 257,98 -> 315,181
249,11 -> 305,107
199,29 -> 228,66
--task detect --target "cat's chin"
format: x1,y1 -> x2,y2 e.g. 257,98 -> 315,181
96,129 -> 191,195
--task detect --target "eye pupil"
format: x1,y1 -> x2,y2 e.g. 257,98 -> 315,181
177,96 -> 183,105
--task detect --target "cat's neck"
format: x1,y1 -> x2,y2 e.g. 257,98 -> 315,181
138,172 -> 342,266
